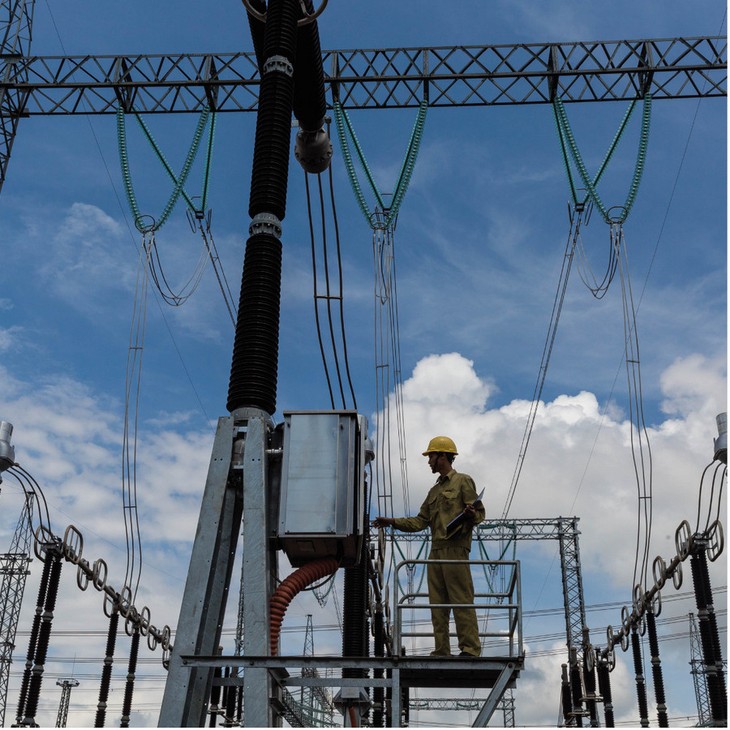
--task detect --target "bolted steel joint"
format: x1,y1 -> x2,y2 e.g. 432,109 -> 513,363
263,54 -> 294,77
249,212 -> 283,239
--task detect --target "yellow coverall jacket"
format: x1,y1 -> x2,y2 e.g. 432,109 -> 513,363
392,470 -> 485,656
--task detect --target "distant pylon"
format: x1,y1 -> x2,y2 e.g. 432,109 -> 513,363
55,677 -> 79,728
0,492 -> 34,727
690,612 -> 713,726
301,614 -> 336,727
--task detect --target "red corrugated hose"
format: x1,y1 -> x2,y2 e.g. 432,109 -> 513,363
269,556 -> 339,655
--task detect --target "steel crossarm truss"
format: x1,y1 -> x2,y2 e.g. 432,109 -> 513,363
0,0 -> 35,187
0,36 -> 725,116
476,518 -> 587,656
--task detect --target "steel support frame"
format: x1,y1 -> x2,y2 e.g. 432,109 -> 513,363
182,654 -> 524,728
689,612 -> 713,726
159,410 -> 276,727
239,410 -> 277,728
0,36 -> 724,116
557,519 -> 588,661
0,0 -> 34,193
159,415 -> 244,726
386,519 -> 588,721
472,663 -> 518,727
475,518 -> 588,659
0,491 -> 33,728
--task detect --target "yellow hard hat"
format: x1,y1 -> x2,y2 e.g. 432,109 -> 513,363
422,436 -> 458,456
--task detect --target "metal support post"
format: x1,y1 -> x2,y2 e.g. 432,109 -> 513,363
241,411 -> 277,727
473,663 -> 517,727
159,416 -> 241,726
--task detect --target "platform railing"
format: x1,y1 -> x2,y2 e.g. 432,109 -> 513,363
393,558 -> 523,659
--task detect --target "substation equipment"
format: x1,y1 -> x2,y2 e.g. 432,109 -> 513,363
0,0 -> 726,725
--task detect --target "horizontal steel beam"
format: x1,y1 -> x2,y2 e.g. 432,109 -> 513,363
0,36 -> 725,114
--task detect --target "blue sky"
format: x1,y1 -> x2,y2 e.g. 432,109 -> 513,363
0,1 -> 726,726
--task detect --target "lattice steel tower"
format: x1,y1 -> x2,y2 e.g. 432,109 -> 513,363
690,612 -> 713,727
54,677 -> 79,728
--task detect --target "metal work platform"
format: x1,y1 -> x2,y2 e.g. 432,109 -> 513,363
181,558 -> 523,726
184,653 -> 523,727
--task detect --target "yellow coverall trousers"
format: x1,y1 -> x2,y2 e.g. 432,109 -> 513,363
427,545 -> 481,656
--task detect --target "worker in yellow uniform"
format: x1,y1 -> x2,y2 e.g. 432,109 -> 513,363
372,436 -> 484,657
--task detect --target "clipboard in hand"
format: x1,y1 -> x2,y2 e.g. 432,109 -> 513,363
446,487 -> 485,538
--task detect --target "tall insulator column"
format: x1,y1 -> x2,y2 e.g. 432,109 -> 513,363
561,663 -> 574,726
690,543 -> 728,724
16,551 -> 54,725
596,654 -> 615,727
630,627 -> 649,728
227,0 -> 299,415
22,548 -> 63,726
569,647 -> 584,728
645,610 -> 668,727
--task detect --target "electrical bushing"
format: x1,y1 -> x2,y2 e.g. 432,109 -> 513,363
248,0 -> 298,221
249,71 -> 296,220
293,0 -> 331,172
0,420 -> 15,472
262,0 -> 298,62
714,412 -> 727,463
227,233 -> 282,414
246,0 -> 266,73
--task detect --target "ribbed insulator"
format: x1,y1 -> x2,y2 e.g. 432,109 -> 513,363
343,535 -> 369,684
292,0 -> 327,131
695,549 -> 725,668
631,629 -> 649,725
249,70 -> 295,220
647,615 -> 668,727
582,656 -> 599,726
246,0 -> 267,73
569,661 -> 584,728
343,563 -> 367,676
691,549 -> 728,722
23,554 -> 63,725
226,233 -> 282,414
120,630 -> 140,728
16,555 -> 54,724
95,609 -> 119,728
561,672 -> 573,724
596,660 -> 615,728
262,0 -> 298,64
372,609 -> 385,727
